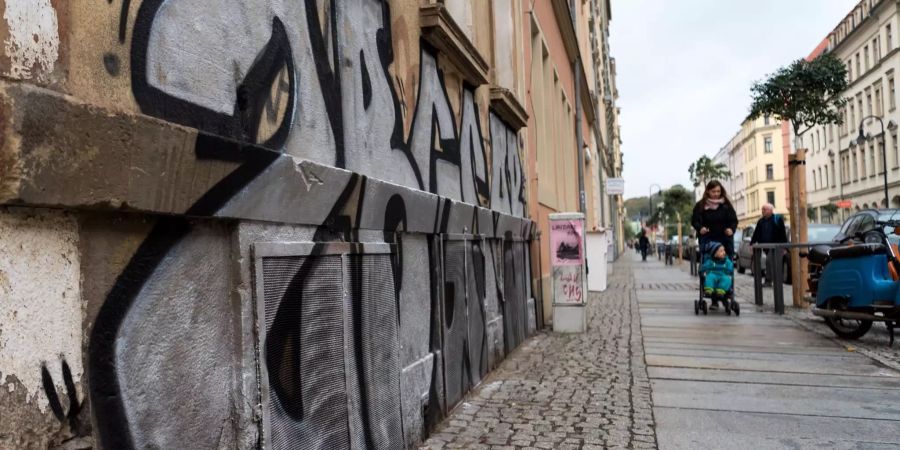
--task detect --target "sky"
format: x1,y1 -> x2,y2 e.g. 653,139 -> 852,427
610,0 -> 856,199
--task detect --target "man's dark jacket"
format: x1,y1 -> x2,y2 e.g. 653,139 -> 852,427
750,214 -> 787,244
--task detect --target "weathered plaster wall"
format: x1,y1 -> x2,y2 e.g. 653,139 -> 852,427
0,208 -> 85,449
0,1 -> 540,449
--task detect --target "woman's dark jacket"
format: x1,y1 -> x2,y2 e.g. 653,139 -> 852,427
691,201 -> 738,246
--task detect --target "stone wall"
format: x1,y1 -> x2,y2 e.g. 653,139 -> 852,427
0,1 -> 539,448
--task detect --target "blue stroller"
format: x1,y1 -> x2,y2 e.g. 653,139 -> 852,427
695,240 -> 740,316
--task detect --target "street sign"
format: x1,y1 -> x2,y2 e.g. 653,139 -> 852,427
835,200 -> 852,208
606,178 -> 625,195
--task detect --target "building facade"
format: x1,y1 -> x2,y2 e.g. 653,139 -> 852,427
805,0 -> 900,224
720,116 -> 790,228
0,1 -> 620,448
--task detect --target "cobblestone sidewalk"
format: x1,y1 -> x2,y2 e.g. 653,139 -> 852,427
420,260 -> 657,450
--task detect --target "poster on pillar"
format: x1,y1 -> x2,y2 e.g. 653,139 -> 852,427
550,214 -> 586,305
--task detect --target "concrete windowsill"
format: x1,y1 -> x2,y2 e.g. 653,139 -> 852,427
419,3 -> 489,86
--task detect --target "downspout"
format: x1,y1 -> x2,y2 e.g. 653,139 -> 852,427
571,5 -> 586,214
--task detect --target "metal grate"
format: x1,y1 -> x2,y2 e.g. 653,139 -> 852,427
262,255 -> 350,450
346,254 -> 404,450
441,238 -> 470,409
502,241 -> 527,353
467,240 -> 486,384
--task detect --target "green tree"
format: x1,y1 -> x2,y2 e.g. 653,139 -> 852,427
747,53 -> 849,136
688,155 -> 731,189
646,185 -> 694,231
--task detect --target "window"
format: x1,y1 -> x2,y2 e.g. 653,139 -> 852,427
848,59 -> 853,81
888,24 -> 894,52
866,88 -> 873,115
856,53 -> 861,76
825,165 -> 830,187
819,168 -> 824,189
890,75 -> 896,110
764,136 -> 773,153
865,45 -> 870,71
828,123 -> 834,142
763,115 -> 770,125
874,37 -> 881,62
850,103 -> 856,128
766,191 -> 776,207
861,147 -> 867,177
870,141 -> 877,175
812,171 -> 818,190
875,84 -> 883,116
766,164 -> 774,180
894,131 -> 899,169
852,150 -> 859,180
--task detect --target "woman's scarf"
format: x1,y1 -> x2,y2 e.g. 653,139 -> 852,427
704,197 -> 725,210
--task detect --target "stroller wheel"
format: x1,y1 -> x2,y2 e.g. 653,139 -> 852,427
694,300 -> 699,315
724,298 -> 731,315
701,299 -> 708,315
732,300 -> 740,317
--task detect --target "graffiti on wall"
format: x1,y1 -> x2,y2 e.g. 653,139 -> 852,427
84,0 -> 533,449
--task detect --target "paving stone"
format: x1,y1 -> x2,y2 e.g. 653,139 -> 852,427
421,258 -> 659,449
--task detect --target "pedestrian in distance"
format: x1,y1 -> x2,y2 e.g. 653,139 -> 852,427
701,241 -> 733,301
691,180 -> 738,308
638,230 -> 650,262
750,203 -> 787,285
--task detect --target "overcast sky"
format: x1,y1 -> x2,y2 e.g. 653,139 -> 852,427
610,0 -> 855,199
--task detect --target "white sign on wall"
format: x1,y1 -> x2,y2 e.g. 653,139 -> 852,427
606,178 -> 625,195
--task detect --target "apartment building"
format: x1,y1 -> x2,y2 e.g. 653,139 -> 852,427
804,0 -> 900,223
722,116 -> 790,228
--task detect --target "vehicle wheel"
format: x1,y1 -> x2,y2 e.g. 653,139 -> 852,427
724,300 -> 731,315
701,300 -> 708,315
823,298 -> 872,339
732,300 -> 740,316
825,316 -> 872,339
783,259 -> 792,285
694,300 -> 699,315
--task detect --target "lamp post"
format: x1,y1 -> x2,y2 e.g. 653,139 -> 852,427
649,183 -> 662,244
828,149 -> 844,223
856,116 -> 899,208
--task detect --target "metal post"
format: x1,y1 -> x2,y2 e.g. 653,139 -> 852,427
772,246 -> 785,314
753,247 -> 763,306
882,131 -> 889,208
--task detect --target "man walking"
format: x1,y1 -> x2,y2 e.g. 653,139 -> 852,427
750,203 -> 787,284
639,230 -> 650,262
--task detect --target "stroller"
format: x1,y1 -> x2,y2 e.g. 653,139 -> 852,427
695,240 -> 740,316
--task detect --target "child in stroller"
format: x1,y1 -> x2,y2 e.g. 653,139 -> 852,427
695,240 -> 740,316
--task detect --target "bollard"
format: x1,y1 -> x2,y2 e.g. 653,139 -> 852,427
753,247 -> 763,306
771,247 -> 785,314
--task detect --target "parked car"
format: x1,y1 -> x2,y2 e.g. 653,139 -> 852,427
736,222 -> 840,284
809,209 -> 900,295
732,229 -> 743,262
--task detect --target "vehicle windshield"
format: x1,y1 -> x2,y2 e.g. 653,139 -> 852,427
807,226 -> 840,242
877,211 -> 900,245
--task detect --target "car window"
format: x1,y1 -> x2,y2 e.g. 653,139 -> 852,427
842,215 -> 864,236
857,215 -> 876,234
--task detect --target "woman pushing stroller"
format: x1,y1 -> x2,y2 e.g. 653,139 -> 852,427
691,180 -> 738,310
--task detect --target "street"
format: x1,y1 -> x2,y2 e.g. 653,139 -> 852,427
423,253 -> 900,449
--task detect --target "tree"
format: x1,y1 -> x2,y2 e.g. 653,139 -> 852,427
747,53 -> 848,137
688,155 -> 731,189
646,185 -> 694,230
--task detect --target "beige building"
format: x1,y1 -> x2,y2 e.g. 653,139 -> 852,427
722,116 -> 790,229
803,0 -> 900,224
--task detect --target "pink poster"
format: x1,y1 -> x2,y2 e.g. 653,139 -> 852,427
550,220 -> 583,266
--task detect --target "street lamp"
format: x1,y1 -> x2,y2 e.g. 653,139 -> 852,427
649,183 -> 662,222
828,149 -> 844,222
856,116 -> 899,209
